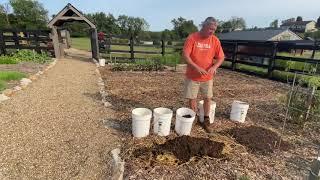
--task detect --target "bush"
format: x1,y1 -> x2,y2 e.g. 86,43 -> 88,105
0,50 -> 50,64
0,55 -> 18,64
167,41 -> 173,45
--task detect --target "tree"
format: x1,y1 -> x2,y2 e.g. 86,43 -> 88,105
269,19 -> 278,28
116,15 -> 149,38
316,16 -> 320,28
296,16 -> 303,22
86,12 -> 120,35
229,16 -> 246,30
171,17 -> 198,39
9,0 -> 48,29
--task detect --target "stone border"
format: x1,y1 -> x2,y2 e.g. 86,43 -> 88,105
93,58 -> 112,108
0,58 -> 58,103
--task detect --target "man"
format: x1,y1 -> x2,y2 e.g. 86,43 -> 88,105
183,17 -> 225,133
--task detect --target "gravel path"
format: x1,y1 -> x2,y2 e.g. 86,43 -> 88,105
0,57 -> 120,179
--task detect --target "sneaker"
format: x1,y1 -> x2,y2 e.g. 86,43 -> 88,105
202,116 -> 213,133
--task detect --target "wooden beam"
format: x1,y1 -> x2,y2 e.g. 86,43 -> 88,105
58,16 -> 83,21
51,26 -> 61,58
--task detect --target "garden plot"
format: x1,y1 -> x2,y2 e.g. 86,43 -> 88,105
100,66 -> 319,179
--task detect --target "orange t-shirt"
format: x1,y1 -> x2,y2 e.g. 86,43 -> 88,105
183,32 -> 225,81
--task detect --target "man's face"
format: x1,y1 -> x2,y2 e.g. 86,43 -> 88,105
202,22 -> 218,37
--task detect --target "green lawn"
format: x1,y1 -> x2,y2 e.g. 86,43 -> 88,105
0,71 -> 26,91
71,37 -> 91,51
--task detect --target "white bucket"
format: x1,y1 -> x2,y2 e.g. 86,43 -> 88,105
99,59 -> 106,66
153,107 -> 173,136
230,100 -> 249,123
175,107 -> 196,136
198,100 -> 216,124
132,108 -> 152,138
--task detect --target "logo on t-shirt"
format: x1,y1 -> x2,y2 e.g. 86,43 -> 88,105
196,42 -> 211,50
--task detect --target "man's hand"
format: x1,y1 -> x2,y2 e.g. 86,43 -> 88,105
196,67 -> 208,75
208,66 -> 217,75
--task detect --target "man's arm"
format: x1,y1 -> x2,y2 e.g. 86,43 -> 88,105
208,57 -> 224,75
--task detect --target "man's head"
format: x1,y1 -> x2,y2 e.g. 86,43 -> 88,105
200,17 -> 218,38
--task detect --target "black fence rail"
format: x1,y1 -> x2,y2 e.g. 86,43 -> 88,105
221,40 -> 320,79
0,28 -> 54,55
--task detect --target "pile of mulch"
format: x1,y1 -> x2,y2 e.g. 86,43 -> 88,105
225,126 -> 291,154
132,136 -> 225,166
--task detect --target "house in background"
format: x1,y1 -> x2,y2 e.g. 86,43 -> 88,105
217,29 -> 302,41
280,21 -> 317,33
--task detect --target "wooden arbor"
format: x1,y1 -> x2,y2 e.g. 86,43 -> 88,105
48,3 -> 99,59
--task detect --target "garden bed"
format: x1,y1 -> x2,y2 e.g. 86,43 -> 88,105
100,65 -> 319,179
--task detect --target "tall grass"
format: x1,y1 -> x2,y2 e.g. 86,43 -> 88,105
0,80 -> 5,91
0,71 -> 26,91
0,71 -> 26,81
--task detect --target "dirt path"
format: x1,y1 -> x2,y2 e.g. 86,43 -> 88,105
0,56 -> 120,179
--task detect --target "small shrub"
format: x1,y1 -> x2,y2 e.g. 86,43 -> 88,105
167,41 -> 173,45
0,55 -> 18,64
13,50 -> 50,64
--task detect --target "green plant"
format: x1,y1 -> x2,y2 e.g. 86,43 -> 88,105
0,55 -> 18,64
12,50 -> 50,64
0,80 -> 6,91
285,75 -> 320,125
0,71 -> 26,81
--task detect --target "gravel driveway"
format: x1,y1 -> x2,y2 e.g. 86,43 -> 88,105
0,57 -> 120,179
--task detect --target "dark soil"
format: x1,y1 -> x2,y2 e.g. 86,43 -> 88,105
133,136 -> 225,165
225,126 -> 291,154
182,114 -> 192,118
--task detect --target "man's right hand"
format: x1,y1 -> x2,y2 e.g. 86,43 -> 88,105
196,67 -> 208,75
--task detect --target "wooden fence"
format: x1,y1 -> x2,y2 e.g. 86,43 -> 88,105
221,40 -> 320,78
103,35 -> 320,79
0,29 -> 53,55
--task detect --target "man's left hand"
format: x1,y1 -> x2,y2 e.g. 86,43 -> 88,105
208,66 -> 217,75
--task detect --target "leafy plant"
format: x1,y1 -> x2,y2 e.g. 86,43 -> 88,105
286,75 -> 320,125
0,55 -> 18,64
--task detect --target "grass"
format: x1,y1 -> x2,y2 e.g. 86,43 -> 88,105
0,71 -> 26,91
71,37 -> 91,51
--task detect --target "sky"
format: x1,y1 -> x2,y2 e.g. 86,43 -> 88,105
1,0 -> 319,31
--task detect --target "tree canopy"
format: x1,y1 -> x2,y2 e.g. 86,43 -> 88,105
171,17 -> 198,39
9,0 -> 48,29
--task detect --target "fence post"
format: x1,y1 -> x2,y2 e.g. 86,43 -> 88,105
231,42 -> 238,71
268,42 -> 277,79
130,34 -> 134,60
13,31 -> 19,48
161,39 -> 165,56
311,40 -> 316,59
0,30 -> 5,55
34,30 -> 41,53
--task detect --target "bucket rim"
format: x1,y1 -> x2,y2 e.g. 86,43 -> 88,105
153,107 -> 173,115
132,108 -> 152,116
